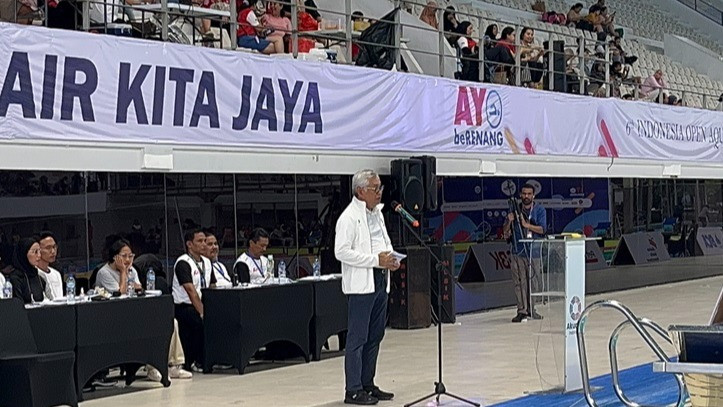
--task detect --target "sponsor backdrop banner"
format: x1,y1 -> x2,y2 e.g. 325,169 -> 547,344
695,227 -> 723,256
1,24 -> 722,160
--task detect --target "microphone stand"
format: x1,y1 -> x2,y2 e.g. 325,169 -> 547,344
398,216 -> 480,407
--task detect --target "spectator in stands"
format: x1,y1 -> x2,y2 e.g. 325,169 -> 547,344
36,231 -> 63,300
640,69 -> 668,102
486,26 -> 516,84
483,24 -> 498,50
588,51 -> 608,96
609,37 -> 637,65
419,1 -> 438,29
455,21 -> 479,81
172,228 -> 215,373
8,237 -> 45,304
578,7 -> 602,33
0,0 -> 35,24
96,239 -> 142,293
717,93 -> 723,111
443,6 -> 459,45
205,232 -> 232,288
566,3 -> 584,27
200,0 -> 229,41
598,6 -> 617,38
237,0 -> 284,54
610,61 -> 629,98
282,0 -> 321,23
263,1 -> 291,52
519,27 -> 544,87
233,228 -> 270,283
293,0 -> 319,53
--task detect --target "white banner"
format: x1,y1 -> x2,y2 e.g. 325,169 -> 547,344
696,227 -> 723,256
1,24 -> 722,161
584,240 -> 607,271
613,231 -> 671,265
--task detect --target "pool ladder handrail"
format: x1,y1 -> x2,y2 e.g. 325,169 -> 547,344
576,299 -> 687,407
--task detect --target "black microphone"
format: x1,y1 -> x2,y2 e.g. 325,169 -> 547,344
391,200 -> 420,228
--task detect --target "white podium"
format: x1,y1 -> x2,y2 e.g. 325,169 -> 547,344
521,236 -> 591,393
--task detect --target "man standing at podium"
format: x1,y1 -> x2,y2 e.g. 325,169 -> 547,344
503,183 -> 547,323
335,169 -> 400,405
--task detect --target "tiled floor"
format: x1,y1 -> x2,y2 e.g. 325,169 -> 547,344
81,274 -> 723,406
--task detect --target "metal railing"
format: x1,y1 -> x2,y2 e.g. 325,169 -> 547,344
576,299 -> 687,407
678,0 -> 723,26
3,0 -> 721,110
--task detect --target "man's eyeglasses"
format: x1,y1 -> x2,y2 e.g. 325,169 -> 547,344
365,185 -> 384,194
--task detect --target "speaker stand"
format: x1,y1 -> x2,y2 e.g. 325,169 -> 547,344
399,220 -> 480,407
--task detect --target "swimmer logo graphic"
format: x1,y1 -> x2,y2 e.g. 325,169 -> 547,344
569,296 -> 582,322
453,86 -> 504,148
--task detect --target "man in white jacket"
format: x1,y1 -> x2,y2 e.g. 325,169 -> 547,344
335,169 -> 400,406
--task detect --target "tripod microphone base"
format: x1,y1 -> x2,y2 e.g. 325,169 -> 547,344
403,381 -> 480,407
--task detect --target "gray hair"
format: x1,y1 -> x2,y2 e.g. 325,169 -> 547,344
352,169 -> 378,197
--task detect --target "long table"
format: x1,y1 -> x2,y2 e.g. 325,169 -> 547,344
25,295 -> 174,401
203,277 -> 348,373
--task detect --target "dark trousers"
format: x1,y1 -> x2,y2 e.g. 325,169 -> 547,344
345,269 -> 388,392
175,304 -> 204,370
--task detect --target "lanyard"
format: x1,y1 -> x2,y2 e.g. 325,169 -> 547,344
195,260 -> 207,289
214,262 -> 230,282
248,253 -> 264,276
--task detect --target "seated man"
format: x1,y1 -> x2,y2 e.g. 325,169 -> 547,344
204,231 -> 233,288
172,228 -> 215,372
233,228 -> 270,283
640,69 -> 667,102
36,231 -> 64,300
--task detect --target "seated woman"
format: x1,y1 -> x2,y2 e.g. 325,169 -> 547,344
263,1 -> 291,52
8,237 -> 45,304
237,0 -> 283,54
97,238 -> 192,381
566,3 -> 583,28
96,238 -> 142,294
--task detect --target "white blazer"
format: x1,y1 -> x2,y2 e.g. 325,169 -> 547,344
335,197 -> 393,295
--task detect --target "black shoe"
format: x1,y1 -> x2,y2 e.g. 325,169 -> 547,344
364,385 -> 394,401
345,390 -> 379,405
529,311 -> 543,320
511,313 -> 528,323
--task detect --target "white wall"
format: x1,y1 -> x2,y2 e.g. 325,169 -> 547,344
665,33 -> 723,83
658,0 -> 723,50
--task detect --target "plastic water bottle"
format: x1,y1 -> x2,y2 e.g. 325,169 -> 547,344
147,267 -> 156,291
66,274 -> 76,304
267,255 -> 274,280
278,260 -> 286,283
312,257 -> 321,280
127,274 -> 135,297
2,280 -> 12,299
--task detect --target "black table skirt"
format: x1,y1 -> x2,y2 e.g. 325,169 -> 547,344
27,304 -> 76,354
310,278 -> 348,361
203,283 -> 314,374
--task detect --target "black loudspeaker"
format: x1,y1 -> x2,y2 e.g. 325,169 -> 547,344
543,40 -> 566,93
389,247 -> 432,329
430,245 -> 456,324
390,159 -> 425,215
411,155 -> 438,212
320,248 -> 341,275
